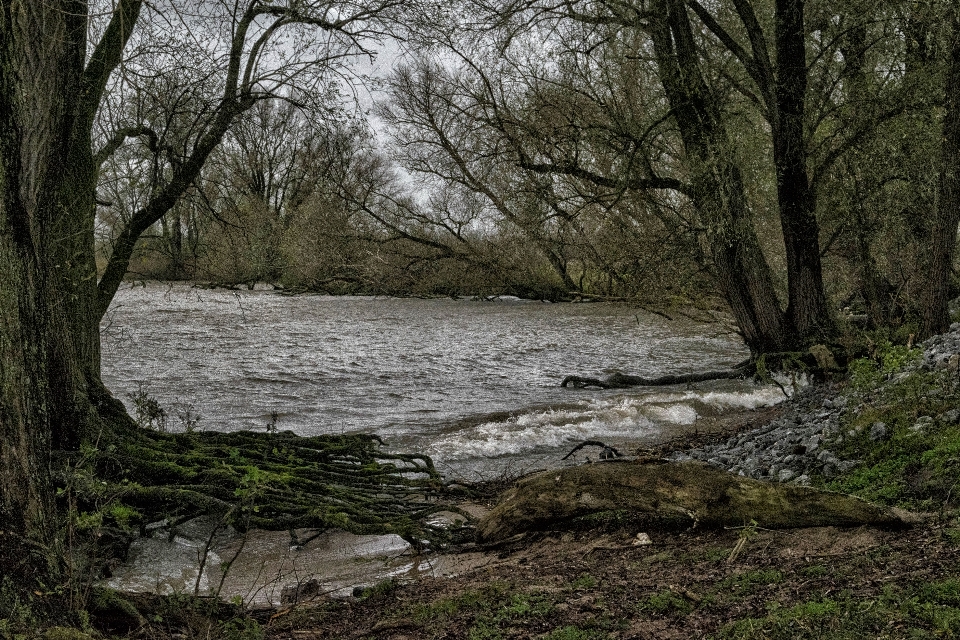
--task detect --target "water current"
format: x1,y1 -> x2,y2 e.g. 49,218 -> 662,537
101,282 -> 784,479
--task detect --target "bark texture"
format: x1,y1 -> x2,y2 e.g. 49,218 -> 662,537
650,0 -> 791,354
477,460 -> 912,542
772,0 -> 833,342
922,6 -> 960,339
0,0 -> 85,575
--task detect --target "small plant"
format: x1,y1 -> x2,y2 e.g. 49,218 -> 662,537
265,411 -> 279,434
128,383 -> 168,431
177,404 -> 201,433
727,520 -> 759,562
357,578 -> 399,599
570,573 -> 596,590
638,589 -> 693,616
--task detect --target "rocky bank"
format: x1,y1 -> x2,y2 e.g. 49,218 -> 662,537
669,323 -> 960,484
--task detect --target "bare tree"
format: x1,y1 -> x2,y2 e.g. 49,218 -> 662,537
0,0 -> 407,587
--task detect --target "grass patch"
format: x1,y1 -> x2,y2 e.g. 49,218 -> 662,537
540,626 -> 612,639
801,564 -> 828,578
407,582 -> 560,637
569,574 -> 597,590
717,579 -> 960,639
718,569 -> 784,596
637,589 -> 693,616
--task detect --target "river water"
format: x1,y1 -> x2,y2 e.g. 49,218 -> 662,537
101,282 -> 784,479
99,282 -> 790,603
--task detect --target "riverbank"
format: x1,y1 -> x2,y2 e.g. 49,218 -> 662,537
32,328 -> 960,639
252,330 -> 960,639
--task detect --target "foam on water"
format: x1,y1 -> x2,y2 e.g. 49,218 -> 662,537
425,383 -> 786,462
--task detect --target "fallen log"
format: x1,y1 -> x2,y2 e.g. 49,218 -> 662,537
477,459 -> 913,542
560,369 -> 745,389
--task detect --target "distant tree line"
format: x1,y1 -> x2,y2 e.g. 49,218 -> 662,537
95,0 -> 960,353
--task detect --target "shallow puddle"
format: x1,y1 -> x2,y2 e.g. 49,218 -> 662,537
103,516 -> 476,606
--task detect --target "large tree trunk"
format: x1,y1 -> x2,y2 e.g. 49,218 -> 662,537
922,5 -> 960,338
650,0 -> 792,353
0,0 -> 93,584
772,0 -> 833,342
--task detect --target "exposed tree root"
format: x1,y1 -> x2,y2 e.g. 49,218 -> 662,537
561,440 -> 623,460
58,428 -> 467,553
559,346 -> 849,390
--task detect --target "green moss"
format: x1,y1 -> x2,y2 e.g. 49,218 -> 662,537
74,427 -> 457,544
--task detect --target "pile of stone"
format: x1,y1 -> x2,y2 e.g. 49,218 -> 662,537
670,323 -> 960,484
922,322 -> 960,372
668,385 -> 853,484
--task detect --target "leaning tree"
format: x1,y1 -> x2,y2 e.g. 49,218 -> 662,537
0,0 -> 404,590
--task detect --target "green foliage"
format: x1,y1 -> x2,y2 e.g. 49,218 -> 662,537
0,575 -> 38,640
820,343 -> 960,512
127,383 -> 168,431
848,340 -> 922,391
718,580 -> 960,639
216,616 -> 264,640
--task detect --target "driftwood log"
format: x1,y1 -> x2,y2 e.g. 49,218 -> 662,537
477,459 -> 912,542
560,369 -> 745,389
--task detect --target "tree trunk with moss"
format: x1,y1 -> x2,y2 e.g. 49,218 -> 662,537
650,0 -> 792,354
0,0 -> 91,586
923,5 -> 960,339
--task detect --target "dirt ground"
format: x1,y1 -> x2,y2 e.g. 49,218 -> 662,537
259,519 -> 959,639
254,405 -> 960,639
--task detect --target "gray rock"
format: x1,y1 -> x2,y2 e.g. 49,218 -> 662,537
869,422 -> 889,441
777,469 -> 796,482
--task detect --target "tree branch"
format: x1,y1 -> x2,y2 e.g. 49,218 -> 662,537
79,0 -> 143,128
93,125 -> 161,167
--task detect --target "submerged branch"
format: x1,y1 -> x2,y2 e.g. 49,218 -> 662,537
561,369 -> 746,389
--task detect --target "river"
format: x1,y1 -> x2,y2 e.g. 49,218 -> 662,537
101,282 -> 783,479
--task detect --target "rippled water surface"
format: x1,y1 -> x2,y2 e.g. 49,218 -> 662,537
101,283 -> 780,477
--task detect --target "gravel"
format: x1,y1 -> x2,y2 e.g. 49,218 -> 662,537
668,322 -> 960,484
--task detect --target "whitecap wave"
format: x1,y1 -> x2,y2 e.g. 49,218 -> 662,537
427,382 -> 786,461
